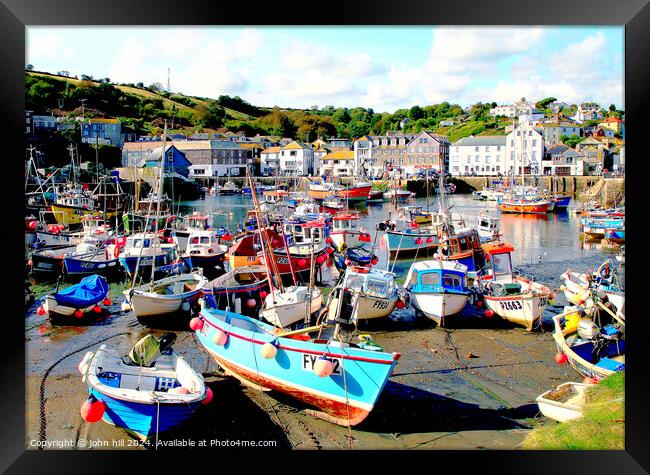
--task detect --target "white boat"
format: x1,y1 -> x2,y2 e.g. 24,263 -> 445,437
480,242 -> 552,331
125,272 -> 209,319
404,259 -> 470,327
116,232 -> 178,277
215,180 -> 239,195
383,189 -> 413,201
260,286 -> 323,328
180,229 -> 228,273
477,212 -> 500,242
328,266 -> 400,321
560,265 -> 624,315
328,212 -> 364,250
536,382 -> 589,422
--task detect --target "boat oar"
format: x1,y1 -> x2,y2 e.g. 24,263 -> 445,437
274,324 -> 329,338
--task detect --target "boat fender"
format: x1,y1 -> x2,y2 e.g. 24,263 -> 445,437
261,340 -> 278,359
314,357 -> 334,377
78,351 -> 94,376
213,329 -> 228,346
201,387 -> 214,404
80,395 -> 105,423
113,245 -> 121,258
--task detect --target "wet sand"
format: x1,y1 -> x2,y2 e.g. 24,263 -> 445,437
25,288 -> 578,451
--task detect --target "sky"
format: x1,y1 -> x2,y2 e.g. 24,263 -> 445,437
26,26 -> 624,113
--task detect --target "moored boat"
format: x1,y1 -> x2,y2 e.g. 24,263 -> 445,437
536,382 -> 589,422
40,274 -> 111,324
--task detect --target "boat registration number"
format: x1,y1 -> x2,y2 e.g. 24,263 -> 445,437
372,300 -> 390,310
498,300 -> 522,311
277,257 -> 290,264
302,354 -> 342,375
36,262 -> 53,269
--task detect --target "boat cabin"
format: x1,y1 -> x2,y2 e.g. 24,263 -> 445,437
480,241 -> 515,283
56,193 -> 95,209
264,190 -> 289,205
405,260 -> 469,294
342,267 -> 396,299
186,212 -> 210,231
283,219 -> 326,246
331,213 -> 359,232
186,230 -> 224,256
477,214 -> 499,241
440,228 -> 486,273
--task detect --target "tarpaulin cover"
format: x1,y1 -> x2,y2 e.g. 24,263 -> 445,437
54,275 -> 109,307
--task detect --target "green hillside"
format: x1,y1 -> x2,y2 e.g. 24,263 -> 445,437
25,70 -> 596,144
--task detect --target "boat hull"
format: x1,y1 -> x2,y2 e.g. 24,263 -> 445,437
483,279 -> 550,331
64,254 -> 121,278
410,292 -> 469,326
119,253 -> 173,277
195,308 -> 400,426
498,201 -> 551,214
384,231 -> 439,256
261,288 -> 323,327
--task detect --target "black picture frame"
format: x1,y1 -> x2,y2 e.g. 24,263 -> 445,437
2,0 -> 647,471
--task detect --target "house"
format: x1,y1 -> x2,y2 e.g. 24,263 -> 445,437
542,144 -> 584,176
319,150 -> 355,177
121,125 -> 139,144
122,142 -> 163,167
449,136 -> 507,176
599,116 -> 625,137
539,121 -> 583,145
573,102 -> 603,123
575,137 -> 607,175
239,143 -> 264,175
405,131 -> 450,174
141,145 -> 192,177
439,120 -> 455,127
505,122 -> 545,175
592,127 -> 615,139
365,132 -> 416,178
353,135 -> 379,177
548,101 -> 570,113
209,140 -> 249,176
312,143 -> 331,172
328,137 -> 352,151
279,141 -> 315,176
81,118 -> 122,147
260,146 -> 282,176
489,98 -> 536,118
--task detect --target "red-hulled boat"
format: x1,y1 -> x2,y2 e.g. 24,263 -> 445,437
309,181 -> 372,202
498,199 -> 551,214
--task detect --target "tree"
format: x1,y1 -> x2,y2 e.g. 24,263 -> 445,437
80,74 -> 94,81
408,105 -> 424,121
57,70 -> 70,77
609,104 -> 617,112
535,97 -> 557,109
332,108 -> 351,124
562,134 -> 583,149
136,82 -> 144,88
192,101 -> 226,129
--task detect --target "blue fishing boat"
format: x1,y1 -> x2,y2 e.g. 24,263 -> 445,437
552,195 -> 571,210
582,217 -> 625,239
41,274 -> 110,323
384,228 -> 439,257
404,259 -> 471,327
604,228 -> 625,243
193,302 -> 401,426
333,246 -> 376,272
79,335 -> 208,441
117,233 -> 177,277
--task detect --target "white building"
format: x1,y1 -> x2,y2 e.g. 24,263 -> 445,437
573,102 -> 603,123
505,122 -> 545,175
279,141 -> 315,176
260,146 -> 281,176
353,135 -> 379,177
449,136 -> 507,176
489,98 -> 537,118
319,151 -> 355,177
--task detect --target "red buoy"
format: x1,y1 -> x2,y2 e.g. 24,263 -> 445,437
326,247 -> 334,254
316,255 -> 326,265
74,310 -> 83,318
371,257 -> 379,265
325,237 -> 332,245
476,300 -> 484,308
202,387 -> 214,405
484,309 -> 494,318
415,238 -> 424,245
37,306 -> 46,316
246,298 -> 257,308
395,300 -> 405,309
103,298 -> 112,306
297,259 -> 307,268
80,395 -> 105,423
93,305 -> 102,313
554,353 -> 568,365
189,317 -> 204,331
426,237 -> 434,244
260,290 -> 268,299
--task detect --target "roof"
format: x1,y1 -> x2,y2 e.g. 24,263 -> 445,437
545,144 -> 569,155
282,140 -> 312,150
452,136 -> 507,147
239,143 -> 264,150
411,260 -> 468,273
602,116 -> 624,123
320,150 -> 354,161
88,118 -> 120,124
261,146 -> 282,154
482,241 -> 515,255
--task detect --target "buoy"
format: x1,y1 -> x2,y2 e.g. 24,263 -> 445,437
415,238 -> 424,245
548,299 -> 555,306
554,353 -> 568,364
426,237 -> 434,244
28,259 -> 33,267
371,257 -> 379,265
583,377 -> 598,385
314,357 -> 334,377
476,300 -> 484,308
484,309 -> 494,318
213,329 -> 228,346
260,342 -> 278,359
297,258 -> 307,268
326,247 -> 334,254
260,291 -> 268,299
325,236 -> 332,244
202,387 -> 213,404
37,306 -> 46,316
344,258 -> 352,266
93,305 -> 102,313
395,299 -> 405,309
316,255 -> 326,265
181,301 -> 191,312
169,386 -> 190,395
189,317 -> 204,331
121,302 -> 132,312
80,395 -> 105,423
74,309 -> 83,318
102,298 -> 112,306
246,298 -> 256,308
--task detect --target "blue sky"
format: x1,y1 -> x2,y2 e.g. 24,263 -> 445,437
26,26 -> 624,112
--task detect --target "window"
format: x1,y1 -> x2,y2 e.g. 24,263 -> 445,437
367,279 -> 388,297
491,253 -> 512,275
443,274 -> 462,289
486,156 -> 491,163
190,237 -> 199,244
421,272 -> 441,286
485,146 -> 490,152
475,146 -> 479,152
532,139 -> 537,147
475,155 -> 480,162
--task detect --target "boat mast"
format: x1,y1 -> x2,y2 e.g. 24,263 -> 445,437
149,120 -> 167,286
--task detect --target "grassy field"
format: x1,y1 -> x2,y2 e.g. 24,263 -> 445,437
523,371 -> 624,450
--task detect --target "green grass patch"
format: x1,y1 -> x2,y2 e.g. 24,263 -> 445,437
523,372 -> 624,450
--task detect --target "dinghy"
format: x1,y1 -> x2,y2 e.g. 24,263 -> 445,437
560,261 -> 624,314
79,334 -> 208,441
125,272 -> 209,320
536,382 -> 589,423
41,274 -> 110,324
207,265 -> 270,316
193,305 -> 400,426
404,259 -> 470,327
260,286 -> 324,328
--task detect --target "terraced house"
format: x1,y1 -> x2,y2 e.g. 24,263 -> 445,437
449,136 -> 507,176
353,132 -> 415,178
279,140 -> 315,176
404,131 -> 450,175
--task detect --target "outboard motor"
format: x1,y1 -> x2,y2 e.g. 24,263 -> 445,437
577,319 -> 600,340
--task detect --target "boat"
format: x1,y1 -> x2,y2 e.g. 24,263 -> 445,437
479,241 -> 552,331
498,198 -> 551,214
472,190 -> 487,201
309,180 -> 372,203
117,233 -> 178,278
180,229 -> 228,276
40,274 -> 110,324
581,216 -> 625,239
477,212 -> 500,243
263,190 -> 290,206
604,228 -> 625,243
63,237 -> 122,279
332,246 -> 377,272
328,213 -> 367,249
170,212 -> 212,253
79,335 -> 208,441
260,286 -> 323,328
216,179 -> 239,195
30,244 -> 78,280
383,228 -> 439,256
322,195 -> 346,213
193,304 -> 400,426
383,189 -> 412,202
404,259 -> 470,327
536,382 -> 589,422
206,265 -> 270,317
560,261 -> 624,314
328,266 -> 400,321
124,272 -> 209,321
367,190 -> 384,203
551,307 -> 625,381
